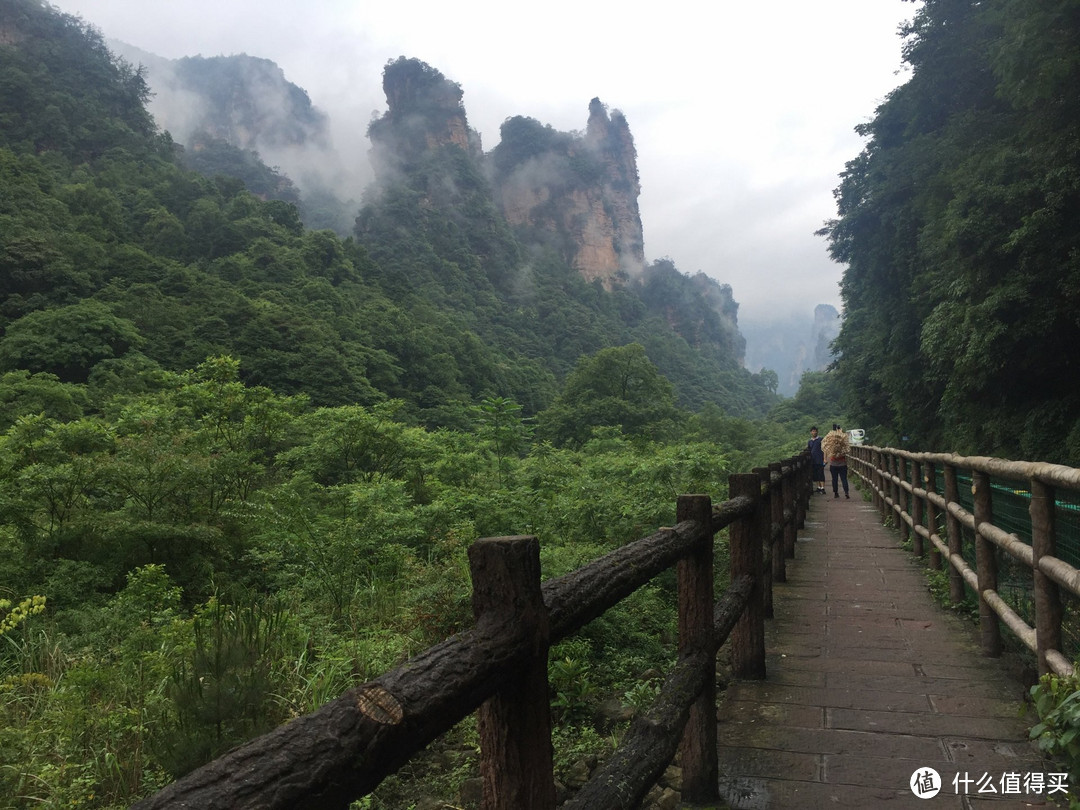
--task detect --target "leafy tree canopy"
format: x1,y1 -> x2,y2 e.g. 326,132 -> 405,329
821,0 -> 1080,464
538,343 -> 682,447
0,300 -> 143,383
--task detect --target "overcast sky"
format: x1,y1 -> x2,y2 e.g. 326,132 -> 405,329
52,0 -> 917,326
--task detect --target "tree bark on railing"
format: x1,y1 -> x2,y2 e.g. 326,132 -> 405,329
781,461 -> 797,559
675,495 -> 716,802
943,462 -> 966,604
470,536 -> 555,809
1031,479 -> 1064,677
885,453 -> 895,521
542,498 -> 755,643
132,615 -> 544,809
875,448 -> 887,521
972,471 -> 1002,658
752,467 -> 775,618
767,463 -> 786,583
910,458 -> 923,556
925,460 -> 942,570
135,515 -> 743,810
795,454 -> 808,530
898,455 -> 910,545
730,474 -> 766,680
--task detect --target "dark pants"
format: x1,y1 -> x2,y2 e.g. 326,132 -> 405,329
812,463 -> 825,484
830,464 -> 849,495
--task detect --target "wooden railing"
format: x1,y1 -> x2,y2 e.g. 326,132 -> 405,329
133,452 -> 811,810
849,445 -> 1080,678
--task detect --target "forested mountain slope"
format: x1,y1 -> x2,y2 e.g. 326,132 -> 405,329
821,0 -> 1080,465
0,1 -> 775,425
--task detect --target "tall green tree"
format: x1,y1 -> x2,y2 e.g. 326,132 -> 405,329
538,343 -> 681,447
478,396 -> 532,485
0,300 -> 143,383
821,0 -> 1080,463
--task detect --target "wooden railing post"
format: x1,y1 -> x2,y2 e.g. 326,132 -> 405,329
676,495 -> 717,802
1031,479 -> 1063,677
869,450 -> 877,500
911,458 -> 924,557
752,467 -> 775,618
469,536 -> 556,810
891,454 -> 901,525
943,462 -> 966,604
971,471 -> 1002,658
801,453 -> 811,517
796,453 -> 808,530
768,462 -> 786,583
861,447 -> 870,506
882,449 -> 891,515
898,455 -> 910,545
781,460 -> 796,559
880,450 -> 890,517
730,474 -> 766,679
877,449 -> 888,522
925,460 -> 942,570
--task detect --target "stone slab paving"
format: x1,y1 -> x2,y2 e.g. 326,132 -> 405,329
714,486 -> 1068,809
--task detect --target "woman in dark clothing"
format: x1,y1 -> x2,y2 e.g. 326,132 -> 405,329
807,426 -> 825,494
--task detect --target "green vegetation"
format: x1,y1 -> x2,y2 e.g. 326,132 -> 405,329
0,2 -> 843,806
537,343 -> 680,447
179,132 -> 302,206
821,0 -> 1080,465
1030,671 -> 1080,808
0,356 -> 823,807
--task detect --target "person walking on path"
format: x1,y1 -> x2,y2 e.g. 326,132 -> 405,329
822,424 -> 850,499
807,426 -> 825,494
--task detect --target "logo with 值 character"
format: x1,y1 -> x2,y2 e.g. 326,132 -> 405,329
910,767 -> 941,798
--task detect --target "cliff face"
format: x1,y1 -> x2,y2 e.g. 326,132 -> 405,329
367,61 -> 645,289
488,99 -> 645,289
367,57 -> 482,180
584,98 -> 644,277
126,47 -> 646,290
811,303 -> 841,368
175,54 -> 329,150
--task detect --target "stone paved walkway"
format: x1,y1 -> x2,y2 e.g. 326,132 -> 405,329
714,483 -> 1064,809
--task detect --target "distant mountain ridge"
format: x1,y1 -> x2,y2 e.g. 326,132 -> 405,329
116,43 -> 649,293
117,46 -> 833,384
0,7 -> 768,419
108,40 -> 352,227
743,304 -> 840,396
108,42 -> 329,152
103,40 -> 839,389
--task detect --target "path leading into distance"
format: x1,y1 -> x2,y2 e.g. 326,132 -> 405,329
715,486 -> 1060,809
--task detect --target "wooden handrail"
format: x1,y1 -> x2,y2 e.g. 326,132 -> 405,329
134,452 -> 812,809
849,445 -> 1080,679
859,448 -> 1080,490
